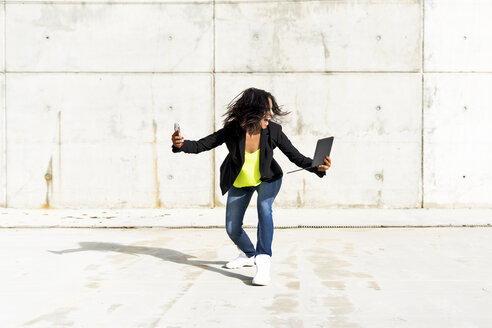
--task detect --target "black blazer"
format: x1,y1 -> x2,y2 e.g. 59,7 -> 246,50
172,121 -> 325,195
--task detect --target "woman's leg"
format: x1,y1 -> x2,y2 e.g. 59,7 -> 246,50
255,178 -> 282,257
225,186 -> 256,257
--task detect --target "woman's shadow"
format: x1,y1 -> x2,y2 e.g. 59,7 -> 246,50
48,242 -> 254,286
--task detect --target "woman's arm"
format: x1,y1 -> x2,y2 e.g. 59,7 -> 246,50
172,126 -> 227,154
276,126 -> 326,178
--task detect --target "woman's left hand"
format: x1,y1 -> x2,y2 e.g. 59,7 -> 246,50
317,156 -> 331,172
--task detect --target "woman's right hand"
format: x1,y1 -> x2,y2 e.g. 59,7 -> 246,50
172,130 -> 184,148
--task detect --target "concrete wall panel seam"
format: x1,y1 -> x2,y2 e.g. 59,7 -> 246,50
5,1 -> 213,5
211,0 -> 216,207
7,71 -> 214,75
3,0 -> 417,2
421,0 -> 424,208
2,3 -> 6,207
5,70 -> 425,74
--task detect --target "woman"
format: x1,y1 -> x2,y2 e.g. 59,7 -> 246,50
171,87 -> 331,286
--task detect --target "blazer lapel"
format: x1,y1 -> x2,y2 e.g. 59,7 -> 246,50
238,132 -> 245,164
259,127 -> 270,175
260,127 -> 268,151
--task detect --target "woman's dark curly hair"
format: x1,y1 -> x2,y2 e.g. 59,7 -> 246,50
222,87 -> 289,135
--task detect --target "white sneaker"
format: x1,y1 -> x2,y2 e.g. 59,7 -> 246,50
225,252 -> 255,269
252,254 -> 271,286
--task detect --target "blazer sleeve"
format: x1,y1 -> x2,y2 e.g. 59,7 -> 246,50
172,126 -> 227,154
276,125 -> 326,178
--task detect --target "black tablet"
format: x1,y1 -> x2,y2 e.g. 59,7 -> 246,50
311,137 -> 334,167
287,136 -> 334,174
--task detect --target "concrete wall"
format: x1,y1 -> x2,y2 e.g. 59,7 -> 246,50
0,0 -> 491,209
423,1 -> 492,208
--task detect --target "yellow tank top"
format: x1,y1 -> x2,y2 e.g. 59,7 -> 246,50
233,149 -> 262,188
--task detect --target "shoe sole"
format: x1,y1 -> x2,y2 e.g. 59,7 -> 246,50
252,280 -> 269,286
225,263 -> 254,269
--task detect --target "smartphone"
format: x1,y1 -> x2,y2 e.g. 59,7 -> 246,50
174,123 -> 181,137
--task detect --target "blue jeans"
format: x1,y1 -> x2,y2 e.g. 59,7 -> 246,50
225,178 -> 282,258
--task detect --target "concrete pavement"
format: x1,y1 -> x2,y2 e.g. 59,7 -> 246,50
1,222 -> 491,327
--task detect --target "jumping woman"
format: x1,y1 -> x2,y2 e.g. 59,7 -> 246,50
171,87 -> 331,286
